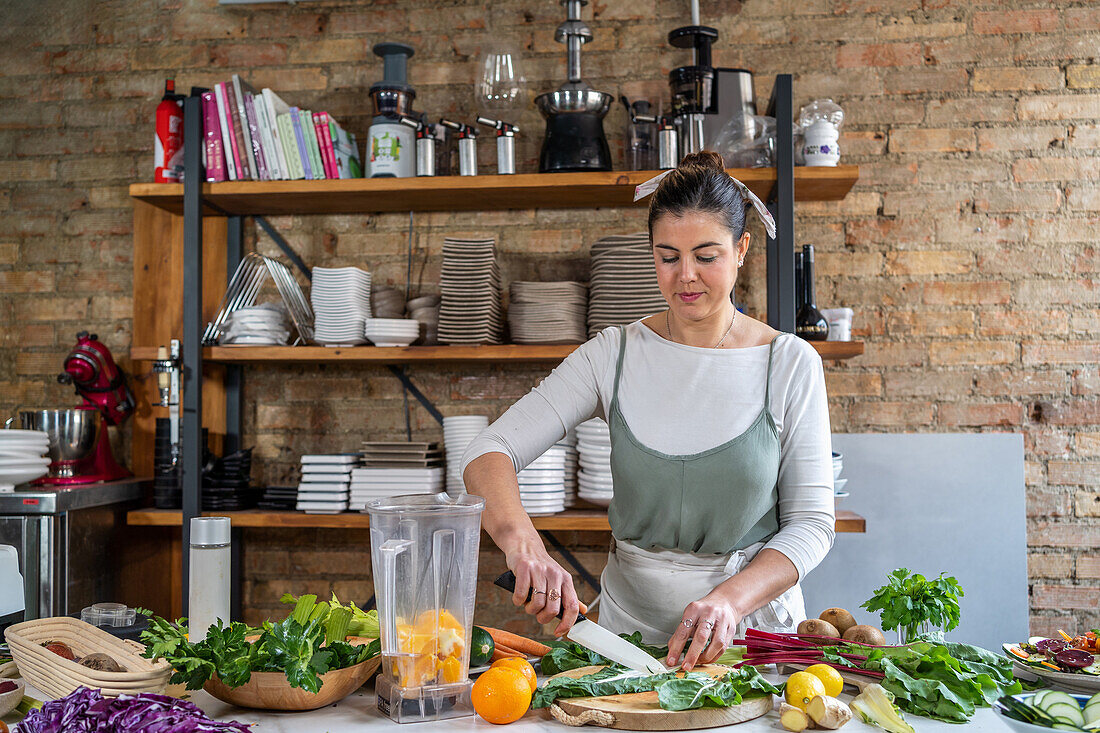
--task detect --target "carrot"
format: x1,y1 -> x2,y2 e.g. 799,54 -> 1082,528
480,626 -> 551,657
491,642 -> 525,662
1058,629 -> 1073,642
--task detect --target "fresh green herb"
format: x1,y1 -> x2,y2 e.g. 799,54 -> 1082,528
539,632 -> 669,675
862,568 -> 965,642
138,602 -> 379,692
532,665 -> 780,711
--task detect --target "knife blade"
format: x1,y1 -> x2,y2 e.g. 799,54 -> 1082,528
493,571 -> 671,675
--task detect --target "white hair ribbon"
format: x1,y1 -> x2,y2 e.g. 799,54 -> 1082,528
633,169 -> 777,240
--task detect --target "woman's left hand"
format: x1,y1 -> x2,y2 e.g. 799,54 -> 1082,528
665,591 -> 742,671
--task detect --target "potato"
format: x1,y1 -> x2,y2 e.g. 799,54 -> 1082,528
818,608 -> 857,635
798,618 -> 841,638
842,625 -> 886,646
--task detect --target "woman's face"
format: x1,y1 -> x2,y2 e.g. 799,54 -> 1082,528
651,210 -> 750,322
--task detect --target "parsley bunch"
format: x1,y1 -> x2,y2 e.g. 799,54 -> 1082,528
861,568 -> 964,643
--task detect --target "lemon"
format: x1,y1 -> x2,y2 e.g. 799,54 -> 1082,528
804,663 -> 844,698
785,671 -> 826,711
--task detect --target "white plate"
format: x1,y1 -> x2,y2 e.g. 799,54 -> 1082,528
294,491 -> 348,501
1009,660 -> 1100,693
301,454 -> 360,464
0,430 -> 50,439
0,458 -> 50,468
0,465 -> 49,487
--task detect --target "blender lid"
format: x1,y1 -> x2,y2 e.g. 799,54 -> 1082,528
366,492 -> 485,515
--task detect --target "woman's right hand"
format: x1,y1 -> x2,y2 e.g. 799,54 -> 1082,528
506,542 -> 582,637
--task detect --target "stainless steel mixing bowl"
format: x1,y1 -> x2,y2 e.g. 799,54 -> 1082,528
19,409 -> 100,476
535,88 -> 613,117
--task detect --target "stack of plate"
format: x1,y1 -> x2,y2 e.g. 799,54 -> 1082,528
560,428 -> 579,508
0,429 -> 49,492
361,441 -> 444,468
575,418 -> 612,507
438,238 -> 504,345
258,486 -> 297,510
443,415 -> 489,493
296,454 -> 358,514
517,446 -> 566,516
508,282 -> 588,344
408,294 -> 441,346
587,234 -> 667,338
365,318 -> 420,347
217,303 -> 291,345
833,451 -> 848,500
311,266 -> 372,346
349,467 -> 444,511
371,286 -> 407,319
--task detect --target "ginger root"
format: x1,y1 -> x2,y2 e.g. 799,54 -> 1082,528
780,702 -> 813,732
806,695 -> 853,729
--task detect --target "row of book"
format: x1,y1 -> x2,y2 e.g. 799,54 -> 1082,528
202,74 -> 363,182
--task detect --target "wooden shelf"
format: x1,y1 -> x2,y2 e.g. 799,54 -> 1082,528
127,167 -> 860,216
128,508 -> 866,533
130,341 -> 863,364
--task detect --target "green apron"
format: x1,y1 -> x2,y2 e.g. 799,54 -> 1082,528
606,326 -> 782,554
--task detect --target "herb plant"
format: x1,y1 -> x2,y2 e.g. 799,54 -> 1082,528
861,568 -> 964,643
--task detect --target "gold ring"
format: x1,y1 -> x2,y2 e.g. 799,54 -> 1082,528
548,589 -> 561,602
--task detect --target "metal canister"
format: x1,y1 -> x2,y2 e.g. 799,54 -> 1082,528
657,118 -> 680,170
415,134 -> 435,176
495,133 -> 515,175
457,136 -> 477,176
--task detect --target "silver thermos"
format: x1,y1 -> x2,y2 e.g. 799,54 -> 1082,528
440,119 -> 478,176
399,115 -> 436,177
477,117 -> 519,175
631,111 -> 679,170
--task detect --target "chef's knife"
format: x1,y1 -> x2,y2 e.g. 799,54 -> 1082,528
493,570 -> 671,675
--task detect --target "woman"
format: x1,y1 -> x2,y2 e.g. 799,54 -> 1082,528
461,152 -> 834,672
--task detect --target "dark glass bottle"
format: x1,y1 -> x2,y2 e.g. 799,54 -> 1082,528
796,244 -> 829,340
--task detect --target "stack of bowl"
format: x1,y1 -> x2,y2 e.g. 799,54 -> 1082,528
365,318 -> 420,347
575,418 -> 612,507
408,294 -> 441,345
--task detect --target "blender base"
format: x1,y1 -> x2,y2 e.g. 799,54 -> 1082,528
376,676 -> 474,723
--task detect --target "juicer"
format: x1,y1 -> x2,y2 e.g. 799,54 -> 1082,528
534,0 -> 613,172
368,42 -> 417,178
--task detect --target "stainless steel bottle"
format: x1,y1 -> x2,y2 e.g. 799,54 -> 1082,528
657,117 -> 680,170
477,117 -> 519,175
442,119 -> 478,176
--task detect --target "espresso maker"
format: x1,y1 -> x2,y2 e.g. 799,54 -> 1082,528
534,0 -> 613,172
20,332 -> 134,484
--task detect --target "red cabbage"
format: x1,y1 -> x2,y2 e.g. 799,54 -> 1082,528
17,687 -> 250,733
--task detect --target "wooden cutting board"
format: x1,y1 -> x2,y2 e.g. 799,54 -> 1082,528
546,664 -> 774,731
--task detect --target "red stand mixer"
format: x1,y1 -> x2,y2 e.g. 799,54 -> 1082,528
23,332 -> 135,485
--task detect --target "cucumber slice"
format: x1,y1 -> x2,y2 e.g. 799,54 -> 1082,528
1088,693 -> 1100,707
1034,691 -> 1052,707
1044,692 -> 1083,711
1048,704 -> 1086,727
1084,704 -> 1100,725
1052,724 -> 1084,732
1084,662 -> 1100,676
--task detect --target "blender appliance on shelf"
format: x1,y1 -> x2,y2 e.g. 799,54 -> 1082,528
20,332 -> 134,485
534,0 -> 614,172
666,11 -> 719,158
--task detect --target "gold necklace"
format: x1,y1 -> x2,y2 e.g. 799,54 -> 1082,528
666,308 -> 736,348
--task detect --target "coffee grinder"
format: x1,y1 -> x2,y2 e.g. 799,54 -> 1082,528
368,42 -> 417,178
534,0 -> 613,172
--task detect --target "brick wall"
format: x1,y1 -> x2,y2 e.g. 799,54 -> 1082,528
1,0 -> 1097,634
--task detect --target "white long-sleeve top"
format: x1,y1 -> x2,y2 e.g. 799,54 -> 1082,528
461,321 -> 836,581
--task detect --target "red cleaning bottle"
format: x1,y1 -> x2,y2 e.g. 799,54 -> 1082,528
154,79 -> 184,183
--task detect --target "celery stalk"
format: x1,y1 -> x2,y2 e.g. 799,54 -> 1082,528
291,594 -> 318,626
326,607 -> 352,644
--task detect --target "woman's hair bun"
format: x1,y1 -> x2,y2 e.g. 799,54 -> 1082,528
679,150 -> 725,174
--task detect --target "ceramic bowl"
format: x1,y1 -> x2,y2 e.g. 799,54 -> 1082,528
993,693 -> 1094,733
0,677 -> 24,716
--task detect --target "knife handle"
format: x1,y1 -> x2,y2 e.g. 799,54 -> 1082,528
493,571 -> 587,622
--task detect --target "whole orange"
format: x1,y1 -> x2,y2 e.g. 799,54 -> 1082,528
471,666 -> 533,725
492,657 -> 537,694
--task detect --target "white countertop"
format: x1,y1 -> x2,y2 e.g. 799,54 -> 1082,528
5,673 -> 1011,733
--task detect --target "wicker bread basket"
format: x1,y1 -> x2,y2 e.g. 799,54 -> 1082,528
4,617 -> 172,698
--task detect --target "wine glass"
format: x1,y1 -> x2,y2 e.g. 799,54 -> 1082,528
475,43 -> 528,114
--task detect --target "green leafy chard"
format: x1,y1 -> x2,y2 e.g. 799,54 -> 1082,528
533,664 -> 781,712
539,632 -> 669,675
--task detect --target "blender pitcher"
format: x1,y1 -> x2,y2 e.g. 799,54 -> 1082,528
368,493 -> 485,723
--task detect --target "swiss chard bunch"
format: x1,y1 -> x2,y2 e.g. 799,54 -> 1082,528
532,664 -> 781,711
861,568 -> 964,642
539,632 -> 669,675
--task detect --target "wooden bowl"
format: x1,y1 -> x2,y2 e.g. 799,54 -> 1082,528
202,655 -> 382,711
